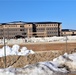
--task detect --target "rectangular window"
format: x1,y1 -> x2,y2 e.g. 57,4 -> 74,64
20,25 -> 24,27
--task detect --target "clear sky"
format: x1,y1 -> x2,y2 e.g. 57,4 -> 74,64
0,0 -> 76,29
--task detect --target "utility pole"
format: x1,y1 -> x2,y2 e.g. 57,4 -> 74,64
3,25 -> 6,68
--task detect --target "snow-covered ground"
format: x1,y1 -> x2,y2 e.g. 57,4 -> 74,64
0,44 -> 35,57
0,38 -> 76,75
26,36 -> 76,43
0,36 -> 76,44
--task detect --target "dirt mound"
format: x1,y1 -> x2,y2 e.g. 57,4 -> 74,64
0,48 -> 76,68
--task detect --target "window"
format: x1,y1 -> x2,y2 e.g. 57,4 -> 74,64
54,24 -> 56,26
20,25 -> 24,27
38,25 -> 40,26
5,25 -> 7,27
22,33 -> 26,35
20,29 -> 24,31
41,25 -> 42,26
29,28 -> 32,30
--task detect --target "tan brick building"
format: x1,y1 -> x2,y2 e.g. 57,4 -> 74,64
0,21 -> 61,39
61,29 -> 76,36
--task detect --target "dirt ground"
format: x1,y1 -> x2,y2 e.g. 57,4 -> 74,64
0,42 -> 76,51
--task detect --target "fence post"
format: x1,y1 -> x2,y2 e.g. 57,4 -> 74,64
65,36 -> 67,52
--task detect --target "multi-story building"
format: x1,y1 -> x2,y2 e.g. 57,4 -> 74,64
61,29 -> 76,36
0,21 -> 61,39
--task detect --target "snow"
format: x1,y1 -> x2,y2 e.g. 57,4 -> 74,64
69,53 -> 76,61
25,36 -> 76,43
1,36 -> 76,44
0,44 -> 35,57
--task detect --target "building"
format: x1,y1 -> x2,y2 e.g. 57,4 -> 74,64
61,29 -> 76,36
0,21 -> 61,39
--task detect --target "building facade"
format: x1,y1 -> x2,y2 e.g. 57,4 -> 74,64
0,21 -> 61,39
61,29 -> 76,36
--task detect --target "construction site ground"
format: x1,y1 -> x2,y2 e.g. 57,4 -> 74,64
0,42 -> 76,75
0,42 -> 76,51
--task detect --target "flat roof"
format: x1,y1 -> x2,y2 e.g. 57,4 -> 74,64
0,21 -> 62,25
62,29 -> 76,31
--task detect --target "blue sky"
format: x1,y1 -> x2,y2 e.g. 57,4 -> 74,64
0,0 -> 76,29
